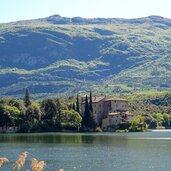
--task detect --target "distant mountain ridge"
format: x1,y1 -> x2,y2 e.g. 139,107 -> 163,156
15,15 -> 171,25
0,15 -> 171,98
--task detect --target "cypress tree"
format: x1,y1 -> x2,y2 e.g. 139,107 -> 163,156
89,91 -> 93,112
24,88 -> 31,108
76,94 -> 80,114
82,94 -> 97,130
72,103 -> 76,110
82,95 -> 89,129
89,91 -> 96,129
89,111 -> 97,129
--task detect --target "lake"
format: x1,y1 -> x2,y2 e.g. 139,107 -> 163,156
0,131 -> 171,171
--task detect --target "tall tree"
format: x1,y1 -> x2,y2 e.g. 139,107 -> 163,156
72,103 -> 76,110
0,105 -> 11,130
76,94 -> 80,114
89,91 -> 93,112
82,95 -> 96,129
25,103 -> 41,126
24,88 -> 31,108
55,98 -> 62,128
82,95 -> 89,129
41,99 -> 57,122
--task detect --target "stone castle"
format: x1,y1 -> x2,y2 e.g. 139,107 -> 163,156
81,96 -> 133,129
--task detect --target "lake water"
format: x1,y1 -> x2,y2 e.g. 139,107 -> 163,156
0,131 -> 171,171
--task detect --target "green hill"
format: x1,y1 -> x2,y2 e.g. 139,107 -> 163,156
0,15 -> 171,98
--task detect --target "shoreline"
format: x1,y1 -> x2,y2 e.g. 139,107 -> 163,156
2,128 -> 171,134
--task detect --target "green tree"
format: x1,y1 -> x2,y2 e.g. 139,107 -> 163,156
39,99 -> 57,131
62,110 -> 82,130
54,98 -> 62,128
0,105 -> 11,130
72,103 -> 76,110
82,95 -> 89,129
129,115 -> 146,132
153,113 -> 164,126
163,114 -> 170,127
8,98 -> 25,111
25,102 -> 41,126
82,95 -> 96,130
3,105 -> 21,127
89,91 -> 93,112
41,99 -> 57,122
76,94 -> 80,114
24,88 -> 31,108
144,114 -> 157,129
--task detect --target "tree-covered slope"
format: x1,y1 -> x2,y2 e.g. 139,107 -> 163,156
125,91 -> 171,115
0,15 -> 171,97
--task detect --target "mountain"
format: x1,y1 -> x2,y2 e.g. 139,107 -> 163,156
0,15 -> 171,98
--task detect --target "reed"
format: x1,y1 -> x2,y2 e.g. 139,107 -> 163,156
0,157 -> 9,167
31,158 -> 46,171
1,152 -> 64,170
13,151 -> 29,170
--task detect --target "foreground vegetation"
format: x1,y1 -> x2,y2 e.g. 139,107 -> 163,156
0,89 -> 171,133
0,151 -> 64,171
0,89 -> 83,133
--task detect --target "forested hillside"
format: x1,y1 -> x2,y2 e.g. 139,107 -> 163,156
0,15 -> 171,97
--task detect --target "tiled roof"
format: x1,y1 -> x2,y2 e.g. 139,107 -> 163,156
81,96 -> 105,103
81,96 -> 128,103
104,97 -> 128,102
92,96 -> 105,103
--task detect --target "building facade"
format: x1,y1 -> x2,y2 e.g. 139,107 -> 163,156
81,96 -> 133,129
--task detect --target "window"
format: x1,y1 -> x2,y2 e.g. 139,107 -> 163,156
108,102 -> 112,111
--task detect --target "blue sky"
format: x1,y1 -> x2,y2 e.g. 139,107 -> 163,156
0,0 -> 171,23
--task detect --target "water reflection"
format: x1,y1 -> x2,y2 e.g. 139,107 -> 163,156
1,132 -> 171,171
0,133 -> 131,146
